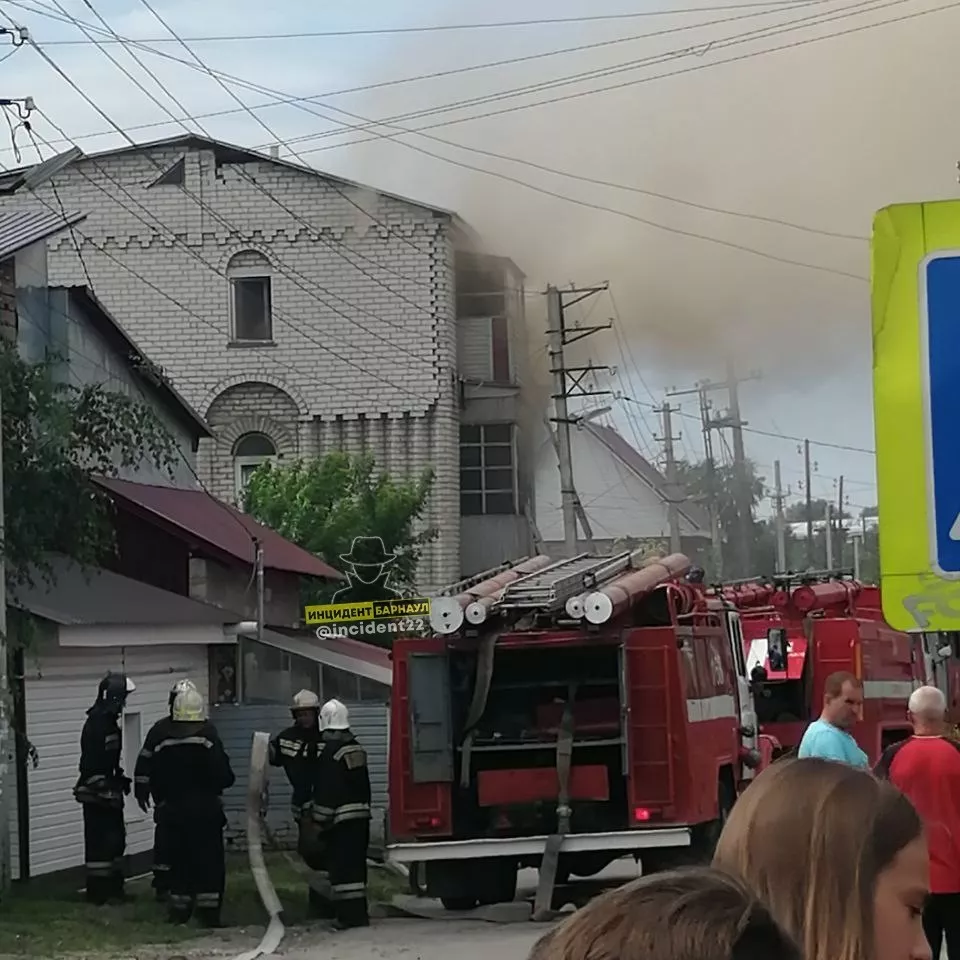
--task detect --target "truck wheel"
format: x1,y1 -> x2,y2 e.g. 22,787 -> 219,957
477,860 -> 518,905
441,896 -> 479,910
692,773 -> 736,861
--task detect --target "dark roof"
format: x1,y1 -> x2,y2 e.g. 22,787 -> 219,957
582,422 -> 712,536
57,286 -> 211,439
0,207 -> 87,262
10,555 -> 240,626
94,476 -> 343,580
0,147 -> 83,196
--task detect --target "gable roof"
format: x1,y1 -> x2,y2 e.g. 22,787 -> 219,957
10,555 -> 240,626
94,476 -> 343,580
56,285 -> 211,439
29,133 -> 479,236
581,421 -> 711,536
0,207 -> 87,262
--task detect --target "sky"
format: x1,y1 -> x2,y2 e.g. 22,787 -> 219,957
3,0 -> 957,517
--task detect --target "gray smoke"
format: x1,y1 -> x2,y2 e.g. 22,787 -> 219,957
337,0 -> 960,390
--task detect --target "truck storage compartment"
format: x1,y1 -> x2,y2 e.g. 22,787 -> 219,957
449,641 -> 628,837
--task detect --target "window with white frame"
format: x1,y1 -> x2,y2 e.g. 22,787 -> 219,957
227,250 -> 273,342
234,432 -> 277,503
459,423 -> 518,515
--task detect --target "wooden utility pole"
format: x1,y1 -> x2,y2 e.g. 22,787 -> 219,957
656,403 -> 683,553
804,439 -> 814,568
545,283 -> 610,557
825,502 -> 833,568
668,367 -> 760,578
773,460 -> 787,573
836,475 -> 844,570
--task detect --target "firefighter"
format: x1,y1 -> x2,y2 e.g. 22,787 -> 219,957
73,671 -> 135,905
268,689 -> 325,910
147,685 -> 235,927
134,678 -> 197,902
311,698 -> 372,929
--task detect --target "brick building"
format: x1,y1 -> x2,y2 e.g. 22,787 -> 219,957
0,136 -> 535,589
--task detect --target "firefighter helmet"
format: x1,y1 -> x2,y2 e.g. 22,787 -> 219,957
168,678 -> 197,709
320,698 -> 350,731
98,672 -> 135,708
291,689 -> 321,713
171,687 -> 206,722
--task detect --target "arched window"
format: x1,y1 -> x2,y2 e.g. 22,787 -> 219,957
227,250 -> 273,343
234,432 -> 277,502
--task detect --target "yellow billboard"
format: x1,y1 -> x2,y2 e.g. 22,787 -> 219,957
873,199 -> 960,630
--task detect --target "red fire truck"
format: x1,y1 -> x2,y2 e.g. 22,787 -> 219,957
722,573 -> 922,761
386,552 -> 772,911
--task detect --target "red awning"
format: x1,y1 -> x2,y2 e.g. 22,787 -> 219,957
95,477 -> 342,580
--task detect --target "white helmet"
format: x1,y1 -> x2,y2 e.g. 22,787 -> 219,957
171,687 -> 206,723
320,698 -> 350,731
292,689 -> 321,712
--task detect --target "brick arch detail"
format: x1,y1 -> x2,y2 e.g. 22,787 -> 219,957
201,375 -> 309,419
219,241 -> 275,273
216,415 -> 296,458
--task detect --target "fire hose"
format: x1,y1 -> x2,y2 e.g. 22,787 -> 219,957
231,731 -> 285,960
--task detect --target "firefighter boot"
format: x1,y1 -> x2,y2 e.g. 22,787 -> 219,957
84,875 -> 110,906
307,887 -> 336,920
333,897 -> 370,930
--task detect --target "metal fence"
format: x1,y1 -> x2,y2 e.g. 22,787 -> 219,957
211,702 -> 389,850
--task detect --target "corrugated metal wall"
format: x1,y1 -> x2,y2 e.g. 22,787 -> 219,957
13,643 -> 210,879
210,702 -> 389,849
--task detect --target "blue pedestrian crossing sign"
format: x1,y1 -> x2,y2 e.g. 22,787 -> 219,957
922,253 -> 960,577
873,200 -> 960,631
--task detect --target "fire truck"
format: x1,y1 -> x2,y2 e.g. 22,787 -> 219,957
386,551 -> 771,912
722,573 -> 922,761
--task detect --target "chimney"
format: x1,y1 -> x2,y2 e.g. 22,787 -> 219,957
269,145 -> 279,159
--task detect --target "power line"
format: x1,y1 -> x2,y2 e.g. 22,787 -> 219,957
622,395 -> 876,455
22,6 -> 875,279
279,0 -> 954,159
1,0 -> 838,147
9,0 -> 922,255
20,1 -> 858,41
241,0 -> 919,151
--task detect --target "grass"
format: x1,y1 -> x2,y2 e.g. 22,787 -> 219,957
0,852 -> 403,957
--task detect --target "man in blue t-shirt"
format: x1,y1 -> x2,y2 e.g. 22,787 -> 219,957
797,671 -> 868,767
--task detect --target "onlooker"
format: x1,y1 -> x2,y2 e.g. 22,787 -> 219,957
796,671 -> 868,767
713,757 -> 931,960
527,866 -> 801,960
876,685 -> 960,959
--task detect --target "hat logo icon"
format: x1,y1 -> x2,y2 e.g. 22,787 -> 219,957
331,536 -> 402,600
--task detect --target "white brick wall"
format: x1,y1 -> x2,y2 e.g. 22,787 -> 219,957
2,142 -> 461,589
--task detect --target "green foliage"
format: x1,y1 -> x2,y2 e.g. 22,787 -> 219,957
244,451 -> 436,602
674,457 -> 769,578
0,340 -> 178,598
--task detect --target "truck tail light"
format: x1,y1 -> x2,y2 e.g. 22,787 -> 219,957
634,807 -> 652,822
412,816 -> 442,829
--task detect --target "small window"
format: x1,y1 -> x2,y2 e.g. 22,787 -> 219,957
227,250 -> 273,343
459,423 -> 517,516
233,432 -> 277,504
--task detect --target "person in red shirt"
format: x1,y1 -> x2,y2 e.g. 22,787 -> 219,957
876,685 -> 960,959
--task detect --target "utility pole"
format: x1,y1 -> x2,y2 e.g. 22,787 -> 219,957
668,366 -> 760,578
825,502 -> 833,568
836,475 -> 844,570
656,403 -> 683,554
724,361 -> 754,580
255,540 -> 265,646
773,460 -> 787,574
804,439 -> 814,568
546,283 -> 611,558
853,525 -> 862,580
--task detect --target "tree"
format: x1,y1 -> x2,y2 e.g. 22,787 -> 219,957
1,339 -> 178,596
674,458 -> 771,579
244,451 -> 436,603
